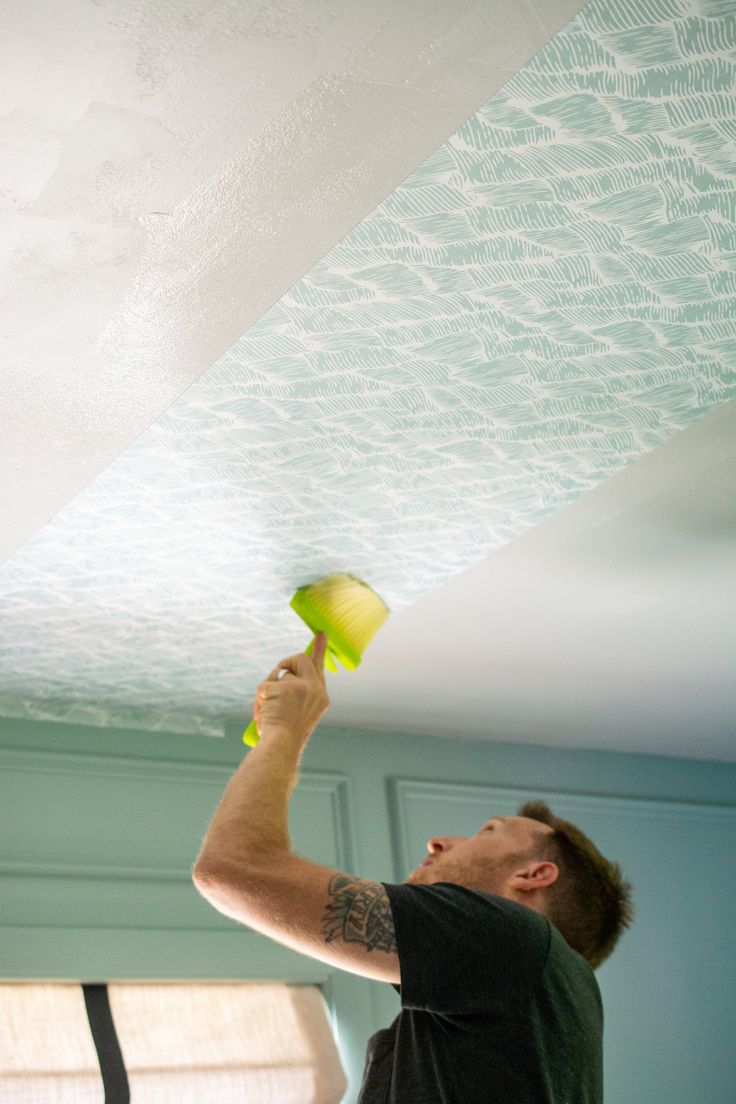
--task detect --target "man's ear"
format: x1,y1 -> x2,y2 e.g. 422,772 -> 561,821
508,861 -> 559,893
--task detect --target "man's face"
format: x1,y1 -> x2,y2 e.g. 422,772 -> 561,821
404,815 -> 553,897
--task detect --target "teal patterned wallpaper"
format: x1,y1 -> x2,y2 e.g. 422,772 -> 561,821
1,0 -> 735,735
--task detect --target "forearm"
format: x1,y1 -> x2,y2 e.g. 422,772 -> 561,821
194,730 -> 305,874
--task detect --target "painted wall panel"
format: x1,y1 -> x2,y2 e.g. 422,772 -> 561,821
1,717 -> 735,1104
0,925 -> 332,987
0,747 -> 351,874
0,745 -> 354,989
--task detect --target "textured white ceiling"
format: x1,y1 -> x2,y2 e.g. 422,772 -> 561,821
2,0 -> 735,763
0,0 -> 580,561
325,399 -> 735,763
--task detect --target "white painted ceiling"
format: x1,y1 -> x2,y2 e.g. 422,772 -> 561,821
334,399 -> 736,763
1,0 -> 577,560
2,0 -> 735,762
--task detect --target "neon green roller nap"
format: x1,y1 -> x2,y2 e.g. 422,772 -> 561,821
242,572 -> 390,746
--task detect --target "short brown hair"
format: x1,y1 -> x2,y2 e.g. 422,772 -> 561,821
517,800 -> 634,969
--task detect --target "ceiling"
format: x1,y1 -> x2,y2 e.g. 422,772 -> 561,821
1,0 -> 735,762
1,0 -> 578,560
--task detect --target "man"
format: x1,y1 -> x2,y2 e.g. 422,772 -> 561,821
193,633 -> 634,1103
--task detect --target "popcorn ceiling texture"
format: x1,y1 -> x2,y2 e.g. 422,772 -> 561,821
1,0 -> 735,736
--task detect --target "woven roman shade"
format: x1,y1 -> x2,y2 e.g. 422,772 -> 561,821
0,984 -> 102,1102
0,982 -> 348,1103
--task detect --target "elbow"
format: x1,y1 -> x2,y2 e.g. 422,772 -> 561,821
192,860 -> 237,918
192,862 -> 209,897
191,859 -> 256,926
192,856 -> 223,896
192,838 -> 231,883
192,855 -> 247,898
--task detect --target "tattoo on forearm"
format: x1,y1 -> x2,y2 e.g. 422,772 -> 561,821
321,874 -> 398,953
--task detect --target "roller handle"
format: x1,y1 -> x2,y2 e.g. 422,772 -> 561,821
242,635 -> 339,746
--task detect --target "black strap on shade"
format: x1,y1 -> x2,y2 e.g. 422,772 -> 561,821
82,984 -> 130,1104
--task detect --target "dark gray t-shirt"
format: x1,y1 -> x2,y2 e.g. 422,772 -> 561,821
356,882 -> 603,1104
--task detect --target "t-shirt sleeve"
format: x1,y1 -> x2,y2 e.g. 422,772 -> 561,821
382,881 -> 551,1016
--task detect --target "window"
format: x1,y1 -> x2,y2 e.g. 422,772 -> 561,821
0,982 -> 348,1103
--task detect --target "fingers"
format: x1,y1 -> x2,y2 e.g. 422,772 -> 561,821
266,633 -> 328,682
313,631 -> 327,670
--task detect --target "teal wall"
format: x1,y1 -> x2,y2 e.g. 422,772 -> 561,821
1,716 -> 734,1104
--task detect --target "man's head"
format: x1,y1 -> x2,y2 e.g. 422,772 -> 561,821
405,799 -> 633,969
